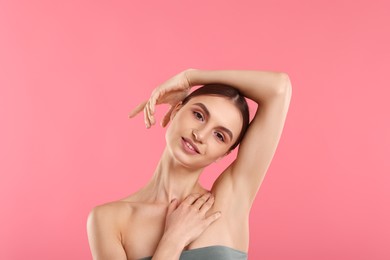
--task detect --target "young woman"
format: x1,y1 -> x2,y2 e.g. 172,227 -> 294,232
87,69 -> 292,260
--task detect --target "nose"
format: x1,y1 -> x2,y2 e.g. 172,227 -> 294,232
192,129 -> 204,143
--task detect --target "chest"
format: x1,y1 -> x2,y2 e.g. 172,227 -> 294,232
120,206 -> 235,260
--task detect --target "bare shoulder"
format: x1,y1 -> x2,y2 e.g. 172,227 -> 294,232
87,200 -> 139,260
87,200 -> 134,244
88,200 -> 131,223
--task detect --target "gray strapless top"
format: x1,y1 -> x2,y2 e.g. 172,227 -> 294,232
138,245 -> 248,260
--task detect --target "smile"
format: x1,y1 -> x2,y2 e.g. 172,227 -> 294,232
181,137 -> 200,154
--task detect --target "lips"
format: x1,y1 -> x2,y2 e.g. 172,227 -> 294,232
182,137 -> 200,154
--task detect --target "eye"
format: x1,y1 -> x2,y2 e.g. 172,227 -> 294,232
193,111 -> 204,121
215,132 -> 225,142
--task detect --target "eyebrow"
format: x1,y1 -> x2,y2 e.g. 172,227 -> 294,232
193,102 -> 234,141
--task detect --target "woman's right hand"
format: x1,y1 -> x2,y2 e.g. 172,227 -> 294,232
163,193 -> 222,248
128,69 -> 195,128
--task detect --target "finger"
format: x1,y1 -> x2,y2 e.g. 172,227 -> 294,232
183,193 -> 202,205
192,193 -> 211,210
161,112 -> 170,127
199,194 -> 215,215
166,199 -> 178,216
149,90 -> 161,114
144,102 -> 151,128
147,100 -> 156,125
161,106 -> 174,127
129,100 -> 147,118
204,211 -> 222,226
161,114 -> 168,127
145,100 -> 155,126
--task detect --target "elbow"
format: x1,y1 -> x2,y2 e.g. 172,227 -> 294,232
276,72 -> 292,96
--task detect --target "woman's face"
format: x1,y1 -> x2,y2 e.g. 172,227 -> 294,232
165,95 -> 243,169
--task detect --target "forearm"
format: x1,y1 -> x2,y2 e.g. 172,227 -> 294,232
151,234 -> 185,260
185,68 -> 291,104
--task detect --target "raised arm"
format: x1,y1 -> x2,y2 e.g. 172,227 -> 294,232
129,68 -> 291,213
185,69 -> 292,209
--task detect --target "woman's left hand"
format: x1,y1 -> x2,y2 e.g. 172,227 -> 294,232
128,69 -> 194,128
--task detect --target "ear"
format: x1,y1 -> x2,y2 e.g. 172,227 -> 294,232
169,101 -> 183,121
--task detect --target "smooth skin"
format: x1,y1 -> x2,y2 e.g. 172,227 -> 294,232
87,69 -> 292,260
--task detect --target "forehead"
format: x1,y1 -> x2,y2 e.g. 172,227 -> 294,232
186,95 -> 243,136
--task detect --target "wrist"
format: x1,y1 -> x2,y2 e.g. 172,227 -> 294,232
160,232 -> 186,250
152,234 -> 185,260
184,68 -> 199,88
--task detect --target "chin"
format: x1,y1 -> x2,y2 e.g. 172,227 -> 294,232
166,141 -> 204,169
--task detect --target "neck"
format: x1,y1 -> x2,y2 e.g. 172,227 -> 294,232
143,146 -> 206,204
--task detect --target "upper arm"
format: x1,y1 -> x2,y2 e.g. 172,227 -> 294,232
215,74 -> 292,209
87,205 -> 127,260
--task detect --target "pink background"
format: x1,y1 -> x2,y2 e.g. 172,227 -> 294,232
1,0 -> 389,259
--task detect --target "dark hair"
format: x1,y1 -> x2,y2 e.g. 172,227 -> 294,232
181,84 -> 250,152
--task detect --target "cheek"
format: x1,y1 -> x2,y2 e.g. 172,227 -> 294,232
175,112 -> 197,131
206,138 -> 228,155
165,114 -> 189,139
165,117 -> 181,139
